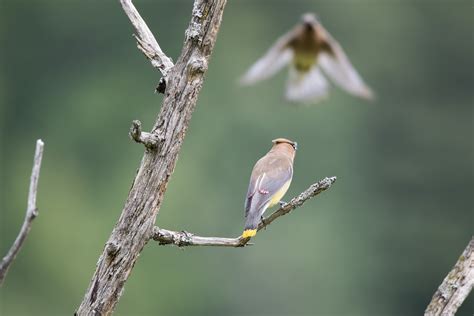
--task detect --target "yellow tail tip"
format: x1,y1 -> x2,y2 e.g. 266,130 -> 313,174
242,229 -> 257,238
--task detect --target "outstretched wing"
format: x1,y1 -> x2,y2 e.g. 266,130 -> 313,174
240,30 -> 295,85
245,156 -> 293,218
318,25 -> 374,100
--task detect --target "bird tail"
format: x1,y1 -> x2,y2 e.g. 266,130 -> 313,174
242,229 -> 257,238
286,65 -> 329,104
242,211 -> 261,238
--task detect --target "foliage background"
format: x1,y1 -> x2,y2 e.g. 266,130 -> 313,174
1,0 -> 472,315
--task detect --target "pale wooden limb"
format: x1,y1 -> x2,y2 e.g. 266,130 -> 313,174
119,0 -> 174,77
0,139 -> 44,286
152,177 -> 337,247
425,236 -> 474,316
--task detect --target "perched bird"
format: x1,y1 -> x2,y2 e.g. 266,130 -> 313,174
242,138 -> 297,238
240,13 -> 373,104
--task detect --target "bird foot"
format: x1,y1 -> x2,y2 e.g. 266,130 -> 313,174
279,200 -> 288,207
260,216 -> 267,229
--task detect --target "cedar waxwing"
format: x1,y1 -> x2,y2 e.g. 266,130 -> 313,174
242,138 -> 297,238
240,13 -> 374,104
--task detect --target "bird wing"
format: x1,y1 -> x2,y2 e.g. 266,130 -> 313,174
240,30 -> 295,85
245,156 -> 293,218
318,25 -> 374,100
285,64 -> 329,104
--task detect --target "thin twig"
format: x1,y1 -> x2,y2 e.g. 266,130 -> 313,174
119,0 -> 174,78
152,176 -> 337,247
425,236 -> 474,316
0,139 -> 44,285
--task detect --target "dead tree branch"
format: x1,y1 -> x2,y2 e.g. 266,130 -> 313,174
119,0 -> 174,76
152,177 -> 337,247
0,139 -> 44,286
425,236 -> 474,316
76,0 -> 227,314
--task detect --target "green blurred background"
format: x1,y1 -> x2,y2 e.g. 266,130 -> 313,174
1,0 -> 473,315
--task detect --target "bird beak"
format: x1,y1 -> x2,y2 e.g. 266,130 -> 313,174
292,142 -> 298,151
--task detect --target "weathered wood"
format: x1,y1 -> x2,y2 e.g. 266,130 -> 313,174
119,0 -> 174,76
425,236 -> 474,316
75,0 -> 227,314
129,120 -> 162,149
152,177 -> 337,247
0,140 -> 44,286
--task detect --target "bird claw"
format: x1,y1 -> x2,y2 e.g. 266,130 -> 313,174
260,216 -> 267,229
279,200 -> 288,207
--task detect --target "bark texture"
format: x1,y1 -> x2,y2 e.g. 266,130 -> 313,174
425,236 -> 474,316
76,1 -> 227,314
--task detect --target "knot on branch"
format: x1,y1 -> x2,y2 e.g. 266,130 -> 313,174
189,57 -> 208,76
105,241 -> 120,257
175,231 -> 194,247
31,207 -> 39,218
129,120 -> 163,150
185,25 -> 202,43
152,227 -> 194,247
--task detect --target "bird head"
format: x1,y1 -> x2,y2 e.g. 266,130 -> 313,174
301,13 -> 319,29
272,138 -> 298,152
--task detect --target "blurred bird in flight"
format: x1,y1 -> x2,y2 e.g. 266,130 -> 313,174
242,138 -> 297,239
241,13 -> 374,104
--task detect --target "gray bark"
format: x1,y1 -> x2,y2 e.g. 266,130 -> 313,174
75,0 -> 227,314
425,236 -> 474,315
0,140 -> 44,286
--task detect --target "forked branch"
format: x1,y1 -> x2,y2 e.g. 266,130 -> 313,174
0,139 -> 44,286
152,177 -> 337,247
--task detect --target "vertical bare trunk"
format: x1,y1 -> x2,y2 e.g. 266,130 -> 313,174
76,1 -> 227,314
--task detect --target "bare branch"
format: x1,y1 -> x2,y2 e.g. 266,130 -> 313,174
129,120 -> 163,149
119,0 -> 174,77
425,236 -> 474,315
153,228 -> 248,248
257,176 -> 336,231
0,139 -> 44,286
152,177 -> 337,247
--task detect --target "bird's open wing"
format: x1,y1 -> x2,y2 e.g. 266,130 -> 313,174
318,25 -> 374,100
240,30 -> 294,85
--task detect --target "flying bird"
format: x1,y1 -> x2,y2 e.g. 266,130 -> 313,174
240,13 -> 374,104
242,138 -> 297,239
